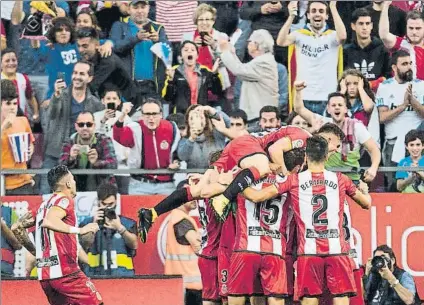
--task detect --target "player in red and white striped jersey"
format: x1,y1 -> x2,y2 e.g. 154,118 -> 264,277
35,165 -> 102,305
243,136 -> 372,305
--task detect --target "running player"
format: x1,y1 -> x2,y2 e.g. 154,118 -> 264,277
138,123 -> 344,243
35,165 -> 102,305
243,135 -> 372,305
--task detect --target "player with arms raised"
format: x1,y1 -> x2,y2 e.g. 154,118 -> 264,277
244,136 -> 372,305
35,165 -> 102,305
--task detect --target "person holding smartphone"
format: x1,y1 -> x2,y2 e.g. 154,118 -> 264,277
94,88 -> 133,194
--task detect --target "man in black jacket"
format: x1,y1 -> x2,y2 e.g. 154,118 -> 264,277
343,8 -> 391,91
76,27 -> 142,109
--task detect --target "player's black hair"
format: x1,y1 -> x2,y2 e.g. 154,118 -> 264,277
229,109 -> 248,125
284,148 -> 306,172
317,123 -> 346,142
209,150 -> 224,166
260,105 -> 280,119
97,182 -> 118,201
76,26 -> 100,40
306,135 -> 328,163
47,165 -> 70,191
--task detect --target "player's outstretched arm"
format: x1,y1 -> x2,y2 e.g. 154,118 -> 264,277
268,137 -> 292,176
350,181 -> 372,210
243,185 -> 279,203
43,207 -> 99,235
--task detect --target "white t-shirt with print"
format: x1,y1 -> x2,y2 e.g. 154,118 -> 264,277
292,29 -> 340,101
376,78 -> 424,140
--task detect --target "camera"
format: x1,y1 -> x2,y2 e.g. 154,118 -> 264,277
371,255 -> 392,273
97,207 -> 117,227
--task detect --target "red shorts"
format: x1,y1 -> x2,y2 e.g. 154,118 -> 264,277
285,254 -> 295,296
217,247 -> 232,297
213,136 -> 265,172
198,256 -> 220,302
296,255 -> 356,299
40,271 -> 102,305
350,268 -> 365,305
228,252 -> 287,297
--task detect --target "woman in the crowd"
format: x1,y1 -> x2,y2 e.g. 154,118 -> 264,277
285,111 -> 314,134
177,105 -> 230,169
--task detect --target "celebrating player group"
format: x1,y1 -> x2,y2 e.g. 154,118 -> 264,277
138,86 -> 372,305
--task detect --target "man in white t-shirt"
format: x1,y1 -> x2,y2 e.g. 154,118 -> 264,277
376,49 -> 424,189
293,81 -> 381,183
277,1 -> 346,115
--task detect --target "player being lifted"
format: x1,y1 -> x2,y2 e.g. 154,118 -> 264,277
137,121 -> 345,243
243,135 -> 372,305
35,165 -> 102,305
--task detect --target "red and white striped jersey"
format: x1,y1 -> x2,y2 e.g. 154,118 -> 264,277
277,170 -> 357,256
35,193 -> 80,280
219,209 -> 236,251
198,199 -> 222,258
255,126 -> 311,151
234,175 -> 289,257
283,203 -> 297,256
343,200 -> 360,269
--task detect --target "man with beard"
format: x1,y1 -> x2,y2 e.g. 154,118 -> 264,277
379,2 -> 424,80
277,1 -> 346,115
41,60 -> 103,194
110,0 -> 168,99
376,50 -> 424,190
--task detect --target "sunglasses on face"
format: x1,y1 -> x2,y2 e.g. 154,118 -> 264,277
76,122 -> 94,128
57,27 -> 71,33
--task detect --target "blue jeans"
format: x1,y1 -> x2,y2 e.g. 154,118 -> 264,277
303,100 -> 327,116
128,178 -> 176,195
39,155 -> 59,195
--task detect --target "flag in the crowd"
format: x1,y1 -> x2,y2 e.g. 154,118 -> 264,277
8,132 -> 30,163
151,42 -> 173,68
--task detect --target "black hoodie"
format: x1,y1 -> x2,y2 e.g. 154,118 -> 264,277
343,37 -> 392,82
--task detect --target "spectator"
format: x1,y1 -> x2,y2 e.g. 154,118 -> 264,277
59,111 -> 117,192
94,88 -> 133,195
76,27 -> 141,109
249,105 -> 282,134
343,8 -> 391,91
240,1 -> 290,65
177,105 -> 230,169
278,1 -> 346,115
220,30 -> 279,122
164,181 -> 202,305
1,79 -> 35,195
206,1 -> 239,37
182,3 -> 231,92
376,50 -> 424,189
396,130 -> 424,193
1,48 -> 40,123
41,61 -> 103,194
167,112 -> 187,138
162,41 -> 223,114
228,109 -> 249,136
1,1 -> 22,52
338,69 -> 376,127
285,111 -> 314,133
80,182 -> 138,277
365,1 -> 407,39
379,5 -> 424,80
155,0 -> 197,63
294,81 -> 381,183
110,0 -> 168,99
75,9 -> 101,31
113,99 -> 180,195
364,245 -> 419,305
1,204 -> 22,277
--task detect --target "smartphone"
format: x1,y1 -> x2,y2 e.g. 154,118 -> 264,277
107,102 -> 116,117
79,145 -> 89,154
57,72 -> 65,81
143,23 -> 151,33
199,31 -> 208,46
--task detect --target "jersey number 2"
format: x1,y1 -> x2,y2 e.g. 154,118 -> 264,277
311,195 -> 328,226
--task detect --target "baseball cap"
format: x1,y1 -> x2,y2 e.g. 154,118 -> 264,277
130,0 -> 149,5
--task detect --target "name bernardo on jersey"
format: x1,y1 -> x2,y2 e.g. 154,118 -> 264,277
300,178 -> 338,191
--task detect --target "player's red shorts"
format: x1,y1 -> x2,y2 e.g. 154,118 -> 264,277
296,255 -> 356,299
228,251 -> 287,297
217,247 -> 232,298
40,271 -> 103,305
213,135 -> 266,172
350,268 -> 365,305
198,256 -> 220,302
285,254 -> 295,296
